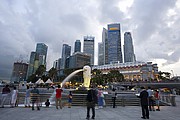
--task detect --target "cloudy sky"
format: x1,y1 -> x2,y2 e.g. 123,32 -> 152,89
0,0 -> 180,80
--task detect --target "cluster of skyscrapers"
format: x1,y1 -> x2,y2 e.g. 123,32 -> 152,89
11,23 -> 138,82
98,23 -> 136,65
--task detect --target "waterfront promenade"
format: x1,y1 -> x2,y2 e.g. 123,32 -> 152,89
0,96 -> 180,120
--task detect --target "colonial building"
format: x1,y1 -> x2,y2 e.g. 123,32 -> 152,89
92,61 -> 159,81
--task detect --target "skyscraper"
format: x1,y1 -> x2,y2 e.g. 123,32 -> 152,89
98,42 -> 104,65
124,32 -> 136,63
60,44 -> 71,69
11,62 -> 28,82
74,40 -> 81,53
102,28 -> 108,64
67,52 -> 91,69
83,36 -> 95,65
26,43 -> 48,79
36,43 -> 48,66
107,23 -> 123,64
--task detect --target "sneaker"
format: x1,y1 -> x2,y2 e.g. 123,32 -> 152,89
156,109 -> 160,111
91,117 -> 95,119
86,117 -> 89,119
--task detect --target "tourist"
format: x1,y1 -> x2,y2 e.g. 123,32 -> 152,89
24,86 -> 31,107
86,88 -> 97,119
31,86 -> 40,110
68,91 -> 72,108
45,99 -> 50,107
11,86 -> 18,107
1,84 -> 11,108
98,89 -> 104,108
154,90 -> 160,111
55,85 -> 63,109
112,87 -> 117,108
147,86 -> 155,111
138,86 -> 149,119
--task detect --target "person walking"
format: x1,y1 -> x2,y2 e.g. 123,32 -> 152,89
11,86 -> 18,107
55,85 -> 63,109
86,89 -> 97,119
1,85 -> 11,108
31,86 -> 40,110
138,87 -> 149,119
154,90 -> 160,111
147,87 -> 155,111
24,86 -> 31,107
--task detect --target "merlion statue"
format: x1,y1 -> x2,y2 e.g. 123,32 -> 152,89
83,65 -> 91,88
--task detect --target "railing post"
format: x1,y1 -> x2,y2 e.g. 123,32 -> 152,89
170,95 -> 176,106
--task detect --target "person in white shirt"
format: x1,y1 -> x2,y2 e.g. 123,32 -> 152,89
147,87 -> 155,111
11,86 -> 18,107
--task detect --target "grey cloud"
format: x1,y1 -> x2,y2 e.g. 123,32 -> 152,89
97,0 -> 125,24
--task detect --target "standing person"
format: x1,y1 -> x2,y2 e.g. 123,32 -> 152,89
98,89 -> 104,108
68,91 -> 72,108
154,90 -> 160,111
55,85 -> 63,109
24,86 -> 31,107
147,86 -> 155,111
138,87 -> 149,119
1,85 -> 11,108
86,89 -> 97,119
31,86 -> 40,110
112,87 -> 117,108
11,86 -> 18,107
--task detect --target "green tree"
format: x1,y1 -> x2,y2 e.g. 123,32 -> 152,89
107,70 -> 124,82
91,69 -> 104,85
35,65 -> 46,77
48,67 -> 58,82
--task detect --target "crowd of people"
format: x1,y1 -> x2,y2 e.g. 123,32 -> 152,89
0,84 -> 176,119
138,86 -> 161,119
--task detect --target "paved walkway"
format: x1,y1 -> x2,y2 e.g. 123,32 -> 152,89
0,96 -> 180,120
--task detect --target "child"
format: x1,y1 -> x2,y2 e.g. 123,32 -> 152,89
45,99 -> 50,107
154,90 -> 160,111
68,91 -> 72,108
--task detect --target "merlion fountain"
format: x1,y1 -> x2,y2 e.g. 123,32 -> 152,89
49,65 -> 91,102
61,65 -> 91,88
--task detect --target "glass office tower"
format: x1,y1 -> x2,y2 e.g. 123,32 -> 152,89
107,23 -> 123,63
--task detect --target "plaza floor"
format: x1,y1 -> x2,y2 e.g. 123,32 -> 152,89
0,96 -> 180,120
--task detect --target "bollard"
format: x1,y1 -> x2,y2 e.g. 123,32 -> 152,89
170,95 -> 176,106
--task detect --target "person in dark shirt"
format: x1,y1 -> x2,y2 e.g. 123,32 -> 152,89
45,99 -> 50,107
138,86 -> 149,119
1,85 -> 11,108
86,89 -> 97,119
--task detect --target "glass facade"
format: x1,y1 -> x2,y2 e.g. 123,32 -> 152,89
60,44 -> 71,69
36,43 -> 48,66
83,36 -> 95,65
74,40 -> 81,53
124,32 -> 136,63
107,23 -> 123,63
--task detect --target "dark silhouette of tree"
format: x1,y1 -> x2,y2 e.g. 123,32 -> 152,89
48,67 -> 58,82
